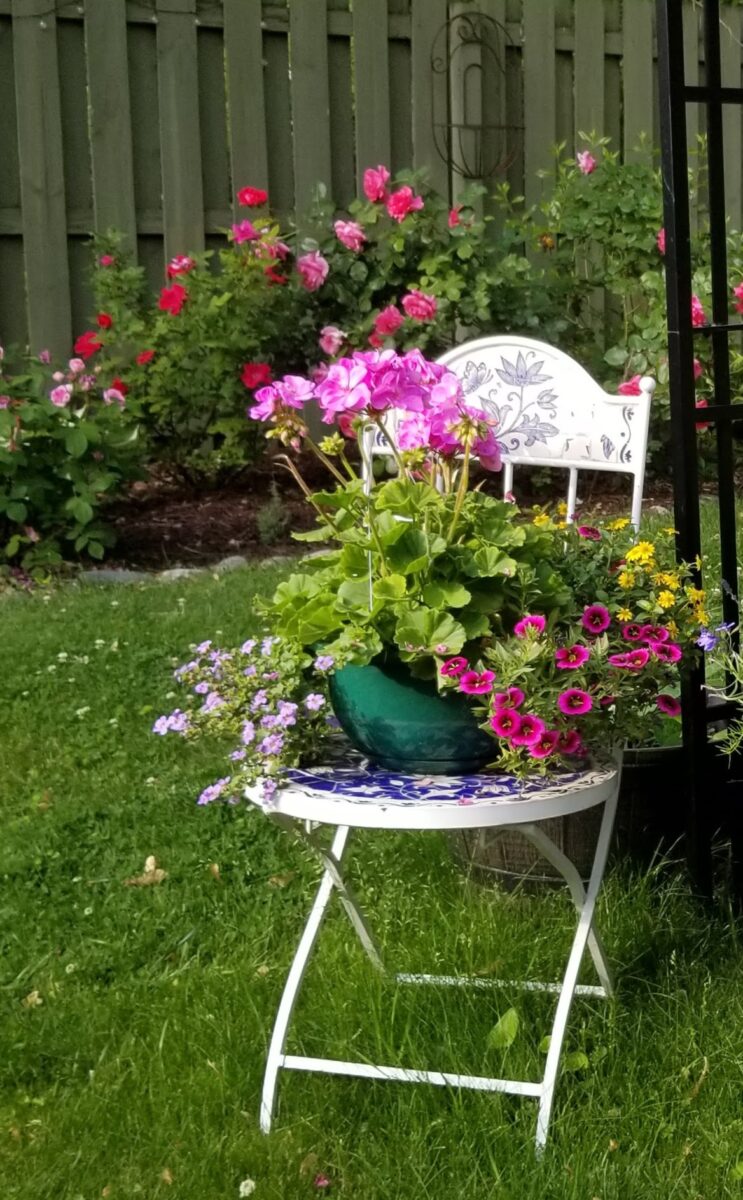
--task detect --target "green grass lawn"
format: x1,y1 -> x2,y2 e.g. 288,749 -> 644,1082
3,511 -> 743,1198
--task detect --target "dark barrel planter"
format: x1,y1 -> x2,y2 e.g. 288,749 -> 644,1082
450,743 -> 708,890
328,658 -> 494,775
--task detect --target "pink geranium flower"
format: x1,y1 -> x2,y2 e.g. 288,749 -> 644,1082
618,375 -> 643,396
691,295 -> 707,327
397,412 -> 432,450
513,614 -> 546,638
334,220 -> 366,251
555,644 -> 590,669
529,730 -> 560,759
231,219 -> 259,244
510,713 -> 545,747
374,305 -> 404,336
490,707 -> 521,737
576,150 -> 597,175
440,656 -> 468,677
249,385 -> 279,421
557,688 -> 593,716
494,687 -> 525,709
319,326 -> 345,356
582,604 -> 611,635
458,669 -> 495,695
363,164 -> 390,202
386,186 -> 424,222
316,359 -> 371,421
402,291 -> 437,322
297,251 -> 329,292
657,694 -> 682,716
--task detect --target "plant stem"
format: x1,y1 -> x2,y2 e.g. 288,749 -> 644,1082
373,414 -> 408,478
303,432 -> 348,486
447,442 -> 471,542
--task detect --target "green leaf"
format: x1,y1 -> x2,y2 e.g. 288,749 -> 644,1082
65,427 -> 89,458
273,573 -> 321,606
375,478 -> 442,516
394,607 -> 466,657
730,1161 -> 743,1181
66,497 -> 94,526
458,609 -> 491,639
4,534 -> 21,558
374,574 -> 407,602
538,1035 -> 552,1054
470,545 -> 518,578
604,345 -> 628,367
487,1007 -> 520,1050
422,582 -> 472,608
87,540 -> 105,560
6,501 -> 27,523
337,578 -> 373,611
562,1050 -> 589,1073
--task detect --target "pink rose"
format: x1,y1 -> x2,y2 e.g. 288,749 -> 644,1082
231,219 -> 259,244
693,358 -> 703,379
103,387 -> 126,408
656,228 -> 666,254
50,384 -> 73,408
99,254 -> 115,267
167,254 -> 196,277
363,164 -> 390,202
386,186 -> 424,223
733,282 -> 743,314
319,325 -> 345,356
0,395 -> 10,409
617,374 -> 643,396
402,291 -> 437,322
374,305 -> 404,336
334,220 -> 366,252
691,295 -> 707,327
576,150 -> 597,175
448,205 -> 462,228
68,358 -> 86,375
297,251 -> 329,292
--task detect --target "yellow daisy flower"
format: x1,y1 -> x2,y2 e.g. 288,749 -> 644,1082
653,572 -> 680,591
667,619 -> 679,637
618,570 -> 636,590
556,501 -> 568,516
685,586 -> 705,604
532,513 -> 551,527
607,517 -> 630,531
657,590 -> 676,610
626,541 -> 656,565
662,527 -> 678,536
616,607 -> 633,622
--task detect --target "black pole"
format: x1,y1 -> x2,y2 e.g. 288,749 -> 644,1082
656,0 -> 712,895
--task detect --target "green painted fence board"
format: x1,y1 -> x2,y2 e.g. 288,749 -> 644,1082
523,0 -> 556,208
721,10 -> 742,234
156,0 -> 205,258
264,31 -> 294,220
574,0 -> 604,139
622,0 -> 654,161
12,0 -> 71,356
353,0 -> 391,189
85,0 -> 137,253
289,0 -> 332,217
411,0 -> 448,195
479,0 -> 508,229
389,35 -> 412,174
198,27 -> 231,215
223,0 -> 268,205
328,34 -> 356,209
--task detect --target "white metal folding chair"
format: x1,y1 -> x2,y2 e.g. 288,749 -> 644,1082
364,336 -> 655,529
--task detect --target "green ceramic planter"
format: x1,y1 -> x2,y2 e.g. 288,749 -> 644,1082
328,658 -> 496,774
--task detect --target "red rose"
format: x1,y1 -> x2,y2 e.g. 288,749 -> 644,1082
96,312 -> 113,330
136,349 -> 155,366
264,265 -> 287,286
74,330 -> 102,359
237,186 -> 268,207
158,283 -> 188,315
110,376 -> 129,396
241,362 -> 273,390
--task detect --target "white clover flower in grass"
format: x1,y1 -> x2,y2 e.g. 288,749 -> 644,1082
238,1181 -> 256,1198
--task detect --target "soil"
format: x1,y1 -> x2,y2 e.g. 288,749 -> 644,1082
102,461 -> 692,572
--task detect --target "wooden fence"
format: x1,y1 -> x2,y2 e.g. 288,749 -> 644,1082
0,0 -> 741,358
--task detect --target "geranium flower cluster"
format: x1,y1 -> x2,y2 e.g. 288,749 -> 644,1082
152,635 -> 336,804
249,347 -> 502,477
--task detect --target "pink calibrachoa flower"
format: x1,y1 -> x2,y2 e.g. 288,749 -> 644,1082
621,623 -> 644,641
363,164 -> 390,202
159,283 -> 187,315
237,185 -> 268,207
231,219 -> 259,244
386,185 -> 424,222
513,614 -> 546,638
582,604 -> 611,635
555,644 -> 590,669
694,358 -> 703,379
297,250 -> 329,292
319,325 -> 345,356
334,219 -> 366,251
608,647 -> 650,670
490,707 -> 522,737
657,694 -> 682,716
458,669 -> 496,695
578,525 -> 601,540
402,291 -> 437,322
167,254 -> 196,277
639,624 -> 669,643
529,730 -> 560,759
650,640 -> 682,663
494,687 -> 525,709
557,688 -> 593,716
691,294 -> 707,327
576,150 -> 597,175
510,713 -> 546,747
374,304 -> 404,337
618,375 -> 643,396
557,730 -> 582,755
50,384 -> 73,407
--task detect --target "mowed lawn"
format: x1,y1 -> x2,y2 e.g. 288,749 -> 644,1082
3,515 -> 743,1198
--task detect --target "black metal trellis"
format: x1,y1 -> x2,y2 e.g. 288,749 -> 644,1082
657,0 -> 743,899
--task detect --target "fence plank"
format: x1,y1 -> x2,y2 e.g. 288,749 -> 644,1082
479,0 -> 508,231
622,0 -> 654,161
223,0 -> 268,207
411,0 -> 449,196
12,0 -> 71,356
523,0 -> 555,208
156,0 -> 205,258
85,0 -> 137,254
289,0 -> 332,219
574,0 -> 604,139
721,9 -> 742,233
352,0 -> 391,189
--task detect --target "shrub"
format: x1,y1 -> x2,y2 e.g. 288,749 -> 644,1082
0,344 -> 143,568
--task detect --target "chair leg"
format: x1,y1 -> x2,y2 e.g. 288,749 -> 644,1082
630,472 -> 644,531
566,469 -> 579,523
534,783 -> 619,1153
259,825 -> 352,1133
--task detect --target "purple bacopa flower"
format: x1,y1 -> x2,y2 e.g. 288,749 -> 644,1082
261,636 -> 279,656
194,681 -> 209,694
278,701 -> 298,726
243,665 -> 257,677
314,654 -> 335,672
197,776 -> 232,806
259,733 -> 284,755
262,778 -> 278,804
241,639 -> 256,655
241,720 -> 256,745
230,748 -> 247,761
262,671 -> 279,681
261,714 -> 279,728
195,640 -> 212,655
304,693 -> 326,712
173,660 -> 198,679
152,715 -> 171,735
251,689 -> 269,712
152,709 -> 190,735
201,691 -> 225,713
